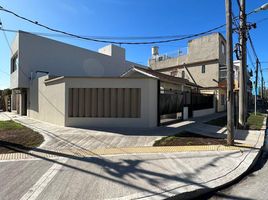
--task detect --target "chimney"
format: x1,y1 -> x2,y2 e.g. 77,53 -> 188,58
98,44 -> 125,62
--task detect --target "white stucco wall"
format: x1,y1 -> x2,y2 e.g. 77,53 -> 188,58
29,76 -> 158,128
28,75 -> 66,126
10,34 -> 19,89
10,32 -> 144,89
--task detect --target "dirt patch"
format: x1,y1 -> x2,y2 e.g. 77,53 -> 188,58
153,131 -> 227,146
0,120 -> 44,154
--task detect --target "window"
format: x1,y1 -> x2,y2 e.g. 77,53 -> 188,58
181,71 -> 185,79
221,42 -> 225,55
201,65 -> 205,73
221,94 -> 225,105
11,54 -> 19,73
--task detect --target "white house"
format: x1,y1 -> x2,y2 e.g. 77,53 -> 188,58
10,31 -> 145,117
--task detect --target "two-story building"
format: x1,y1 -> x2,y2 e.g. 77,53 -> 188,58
10,31 -> 162,128
149,32 -> 227,112
10,31 -> 146,116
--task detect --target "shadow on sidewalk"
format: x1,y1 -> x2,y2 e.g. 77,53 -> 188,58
0,140 -> 245,199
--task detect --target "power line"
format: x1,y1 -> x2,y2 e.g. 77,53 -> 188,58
0,6 -> 226,44
0,28 -> 194,40
0,18 -> 13,54
0,19 -> 30,80
0,27 -> 226,41
247,31 -> 264,89
247,32 -> 258,59
247,49 -> 256,71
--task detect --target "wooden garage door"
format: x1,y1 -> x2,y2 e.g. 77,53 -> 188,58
68,88 -> 141,118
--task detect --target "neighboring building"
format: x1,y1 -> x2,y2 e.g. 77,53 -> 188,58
233,60 -> 253,115
233,60 -> 253,93
122,66 -> 215,123
148,32 -> 227,112
10,31 -> 144,116
121,66 -> 199,93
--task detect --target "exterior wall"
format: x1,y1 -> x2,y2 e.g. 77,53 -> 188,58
149,55 -> 189,71
64,77 -> 158,128
163,63 -> 219,88
28,76 -> 65,126
149,33 -> 226,90
160,82 -> 182,92
10,34 -> 19,89
218,35 -> 227,65
188,33 -> 220,63
10,32 -> 144,89
149,33 -> 225,71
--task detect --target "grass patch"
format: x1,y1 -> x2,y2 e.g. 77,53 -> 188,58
0,120 -> 24,130
205,116 -> 227,127
0,120 -> 44,154
153,131 -> 226,146
246,112 -> 265,130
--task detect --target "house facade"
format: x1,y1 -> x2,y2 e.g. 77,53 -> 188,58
149,32 -> 227,112
9,31 -> 217,128
29,75 -> 158,128
10,31 -> 144,117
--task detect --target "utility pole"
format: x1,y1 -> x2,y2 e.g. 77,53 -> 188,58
226,0 -> 234,145
255,58 -> 259,115
238,0 -> 247,128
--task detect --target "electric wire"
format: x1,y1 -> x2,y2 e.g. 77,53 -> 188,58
247,31 -> 265,90
0,19 -> 30,80
0,5 -> 226,44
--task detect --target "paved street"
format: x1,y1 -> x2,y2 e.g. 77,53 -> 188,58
0,150 -> 258,200
201,130 -> 268,200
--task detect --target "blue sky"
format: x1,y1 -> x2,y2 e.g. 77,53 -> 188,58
0,0 -> 268,89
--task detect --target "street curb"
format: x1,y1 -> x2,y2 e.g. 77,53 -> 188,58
173,115 -> 267,200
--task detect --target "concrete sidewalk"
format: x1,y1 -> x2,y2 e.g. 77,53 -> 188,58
0,111 -> 266,200
0,112 -> 226,152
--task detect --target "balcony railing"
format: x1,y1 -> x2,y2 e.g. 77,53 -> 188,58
150,47 -> 188,62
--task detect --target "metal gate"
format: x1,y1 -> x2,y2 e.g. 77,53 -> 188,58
158,90 -> 184,125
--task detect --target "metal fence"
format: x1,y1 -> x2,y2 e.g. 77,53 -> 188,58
159,92 -> 184,115
191,93 -> 214,110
